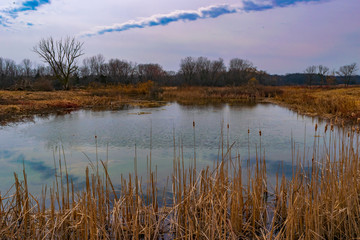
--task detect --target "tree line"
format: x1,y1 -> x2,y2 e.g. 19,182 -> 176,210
0,37 -> 359,90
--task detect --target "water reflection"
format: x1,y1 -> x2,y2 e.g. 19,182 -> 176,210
0,102 -> 347,194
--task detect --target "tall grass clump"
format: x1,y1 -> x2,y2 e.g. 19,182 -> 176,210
161,85 -> 282,104
275,87 -> 360,120
0,124 -> 359,239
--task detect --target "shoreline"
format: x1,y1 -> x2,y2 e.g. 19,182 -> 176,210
0,86 -> 359,238
1,86 -> 359,126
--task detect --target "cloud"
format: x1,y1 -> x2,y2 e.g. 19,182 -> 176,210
81,4 -> 239,37
0,13 -> 9,27
0,0 -> 51,27
81,0 -> 326,37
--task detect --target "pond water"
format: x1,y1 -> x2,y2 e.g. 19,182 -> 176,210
0,102 -> 333,194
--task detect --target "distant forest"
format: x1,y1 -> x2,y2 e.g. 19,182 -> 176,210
0,55 -> 359,90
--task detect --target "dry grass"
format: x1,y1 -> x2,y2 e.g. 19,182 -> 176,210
0,81 -> 164,124
161,86 -> 282,105
2,85 -> 360,124
273,86 -> 360,121
0,125 -> 359,239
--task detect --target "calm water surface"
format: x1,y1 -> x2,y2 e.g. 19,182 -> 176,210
0,103 -> 330,193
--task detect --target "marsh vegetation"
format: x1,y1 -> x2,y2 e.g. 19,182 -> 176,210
0,122 -> 359,239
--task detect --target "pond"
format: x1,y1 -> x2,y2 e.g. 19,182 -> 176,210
0,102 -> 335,194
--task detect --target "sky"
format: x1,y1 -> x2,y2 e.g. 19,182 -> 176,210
0,0 -> 359,74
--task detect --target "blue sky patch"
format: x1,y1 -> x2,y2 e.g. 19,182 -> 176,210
1,0 -> 51,21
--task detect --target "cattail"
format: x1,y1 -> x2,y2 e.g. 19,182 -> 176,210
331,124 -> 334,132
259,130 -> 262,136
248,129 -> 250,134
193,121 -> 195,127
315,123 -> 318,132
227,123 -> 229,129
325,124 -> 328,133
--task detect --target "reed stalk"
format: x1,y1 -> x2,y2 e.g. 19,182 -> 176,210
0,125 -> 358,239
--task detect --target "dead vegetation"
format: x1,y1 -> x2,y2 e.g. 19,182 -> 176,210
0,125 -> 359,239
273,86 -> 360,121
0,81 -> 164,124
161,85 -> 282,104
1,85 -> 360,125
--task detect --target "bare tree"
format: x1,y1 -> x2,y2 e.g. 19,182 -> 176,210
89,54 -> 106,76
195,57 -> 211,85
209,58 -> 226,86
17,59 -> 34,88
228,58 -> 255,85
21,59 -> 33,78
4,59 -> 18,79
108,59 -> 136,84
326,69 -> 337,86
229,58 -> 253,72
337,63 -> 358,86
0,58 -> 18,88
80,58 -> 91,78
33,36 -> 84,89
180,57 -> 196,85
0,57 -> 3,77
317,65 -> 329,86
137,63 -> 165,83
304,65 -> 317,87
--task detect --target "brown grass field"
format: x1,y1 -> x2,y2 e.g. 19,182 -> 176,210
0,81 -> 164,124
1,84 -> 359,125
161,85 -> 282,104
273,86 -> 360,122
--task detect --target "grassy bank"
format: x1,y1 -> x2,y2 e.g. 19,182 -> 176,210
161,85 -> 282,104
0,81 -> 164,124
0,126 -> 359,239
273,86 -> 360,122
1,85 -> 360,125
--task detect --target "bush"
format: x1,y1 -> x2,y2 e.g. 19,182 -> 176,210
32,78 -> 54,91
